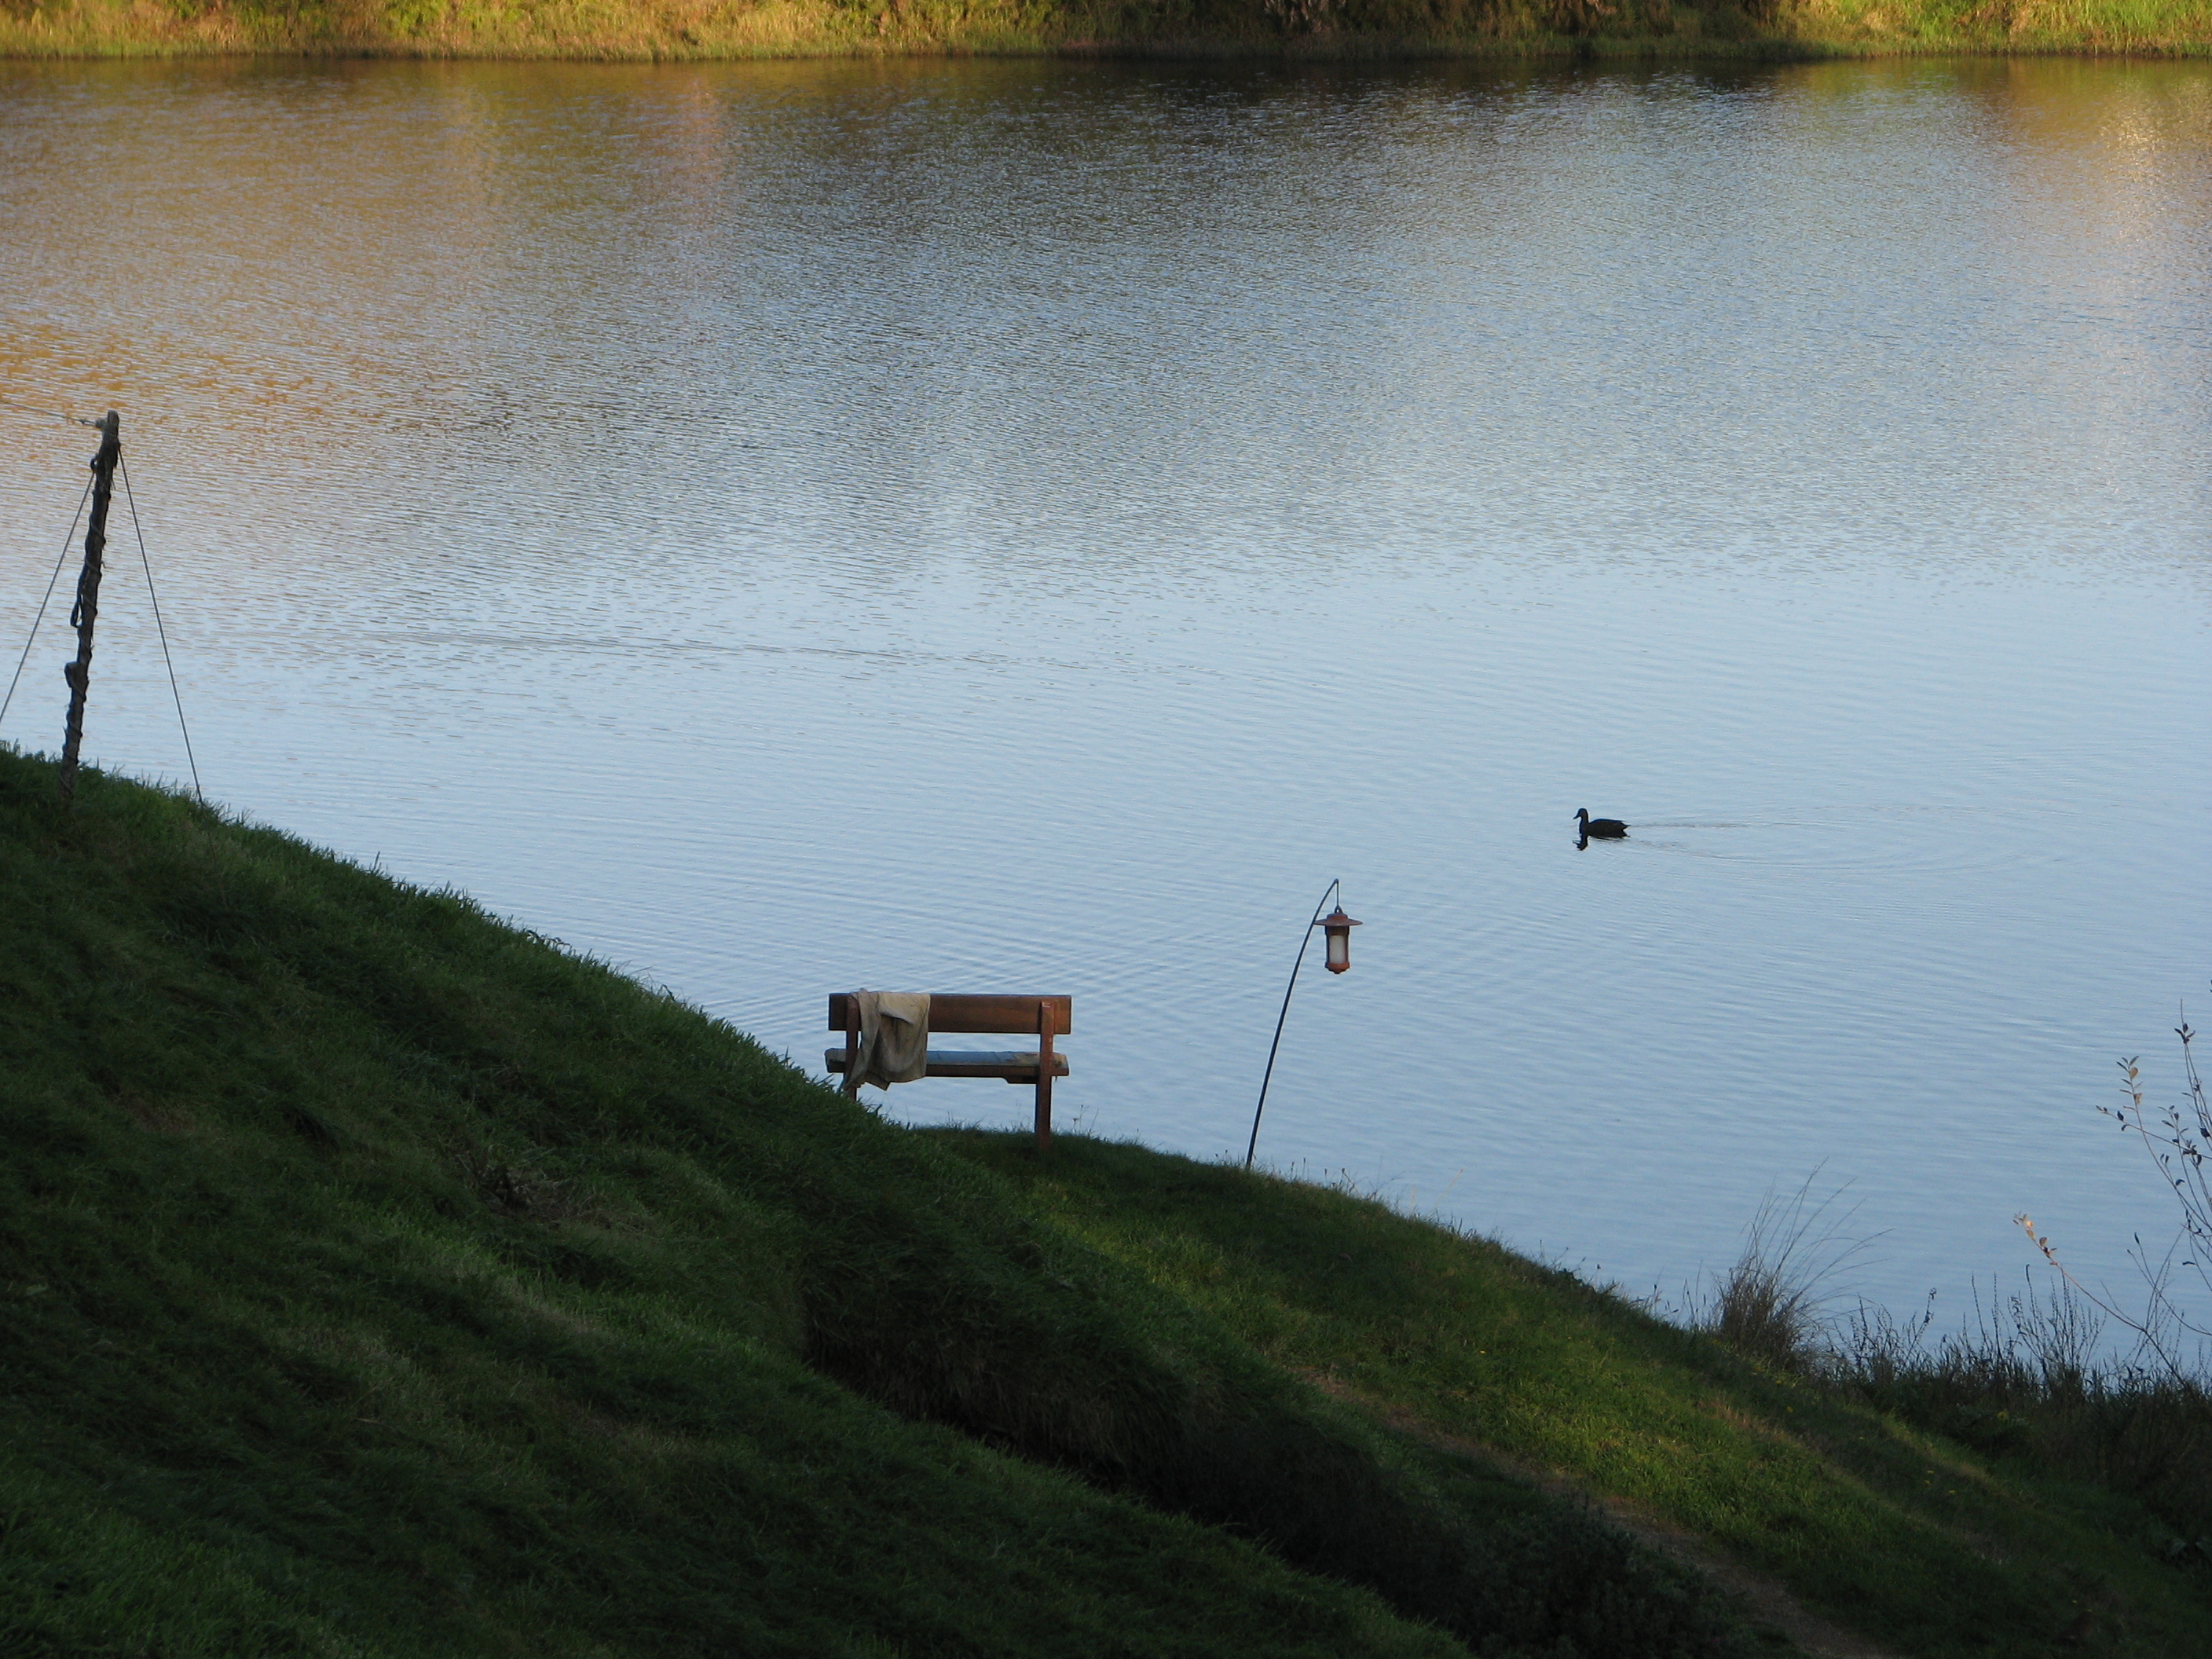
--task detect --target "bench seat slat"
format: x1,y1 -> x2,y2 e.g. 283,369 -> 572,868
826,994 -> 1071,1036
825,1048 -> 1070,1082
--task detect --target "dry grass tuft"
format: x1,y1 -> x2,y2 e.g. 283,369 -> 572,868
1694,1174 -> 1869,1373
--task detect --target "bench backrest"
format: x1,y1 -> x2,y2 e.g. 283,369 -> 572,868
826,993 -> 1071,1035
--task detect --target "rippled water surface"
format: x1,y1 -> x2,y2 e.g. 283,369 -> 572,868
2,54 -> 2207,1321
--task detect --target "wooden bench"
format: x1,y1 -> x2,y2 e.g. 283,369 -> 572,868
827,993 -> 1071,1150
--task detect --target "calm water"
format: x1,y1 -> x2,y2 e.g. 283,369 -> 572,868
2,55 -> 2206,1327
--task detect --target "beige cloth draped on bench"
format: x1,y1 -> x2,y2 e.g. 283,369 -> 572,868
838,991 -> 932,1094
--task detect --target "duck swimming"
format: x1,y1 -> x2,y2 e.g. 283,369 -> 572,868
1574,808 -> 1628,840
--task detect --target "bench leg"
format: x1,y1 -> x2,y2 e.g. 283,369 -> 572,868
1035,999 -> 1055,1153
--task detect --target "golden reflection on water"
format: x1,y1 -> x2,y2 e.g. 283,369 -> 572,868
2,56 -> 2207,479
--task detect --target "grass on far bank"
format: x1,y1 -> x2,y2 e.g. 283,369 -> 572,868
0,745 -> 1771,1658
2,0 -> 2210,60
938,1129 -> 2212,1658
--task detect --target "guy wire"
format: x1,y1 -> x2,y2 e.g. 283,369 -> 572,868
119,452 -> 203,804
0,472 -> 95,737
0,393 -> 103,429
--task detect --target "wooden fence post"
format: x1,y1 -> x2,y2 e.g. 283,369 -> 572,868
58,410 -> 121,808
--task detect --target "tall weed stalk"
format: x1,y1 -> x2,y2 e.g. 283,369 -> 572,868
2017,1002 -> 2212,1378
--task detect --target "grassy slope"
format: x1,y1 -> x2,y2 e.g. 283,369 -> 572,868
1,749 -> 1776,1659
939,1132 -> 2212,1659
0,0 -> 2208,59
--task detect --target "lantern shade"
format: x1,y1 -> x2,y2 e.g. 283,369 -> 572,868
1317,906 -> 1361,974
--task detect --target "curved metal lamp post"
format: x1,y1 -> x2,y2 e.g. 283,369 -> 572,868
1243,880 -> 1361,1170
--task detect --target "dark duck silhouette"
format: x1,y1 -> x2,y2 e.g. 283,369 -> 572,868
1574,808 -> 1628,844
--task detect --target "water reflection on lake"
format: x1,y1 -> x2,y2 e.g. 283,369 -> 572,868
1,53 -> 2206,1325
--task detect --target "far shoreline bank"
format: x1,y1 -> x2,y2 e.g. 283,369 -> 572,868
5,2 -> 2210,64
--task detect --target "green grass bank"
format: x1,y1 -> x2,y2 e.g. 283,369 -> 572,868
2,0 -> 2209,60
941,1133 -> 2212,1656
2,748 -> 2208,1656
0,746 -> 1773,1659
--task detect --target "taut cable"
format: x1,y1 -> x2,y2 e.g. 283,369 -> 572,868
119,453 -> 203,803
0,474 -> 95,737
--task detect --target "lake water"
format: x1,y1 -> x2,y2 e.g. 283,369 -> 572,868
2,54 -> 2206,1333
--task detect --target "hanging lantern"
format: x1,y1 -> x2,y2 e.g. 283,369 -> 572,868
1247,881 -> 1366,1170
1317,906 -> 1361,974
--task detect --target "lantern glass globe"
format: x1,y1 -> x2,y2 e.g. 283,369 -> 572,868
1317,906 -> 1360,974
